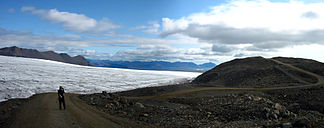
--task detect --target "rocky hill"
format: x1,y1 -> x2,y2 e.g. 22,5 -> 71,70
272,57 -> 324,76
0,46 -> 92,66
193,56 -> 320,87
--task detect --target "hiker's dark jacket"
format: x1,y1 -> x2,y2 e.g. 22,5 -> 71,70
58,89 -> 64,99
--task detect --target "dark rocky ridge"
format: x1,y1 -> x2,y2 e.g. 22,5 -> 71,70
193,56 -> 318,87
273,57 -> 324,76
80,85 -> 324,127
0,46 -> 92,66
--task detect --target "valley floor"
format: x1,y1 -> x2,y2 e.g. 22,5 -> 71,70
79,84 -> 324,127
0,93 -> 149,128
1,58 -> 324,127
2,84 -> 323,128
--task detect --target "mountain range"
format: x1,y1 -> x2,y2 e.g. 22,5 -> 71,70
89,59 -> 216,72
0,46 -> 92,66
0,46 -> 215,72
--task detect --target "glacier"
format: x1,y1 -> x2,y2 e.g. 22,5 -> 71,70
0,55 -> 201,102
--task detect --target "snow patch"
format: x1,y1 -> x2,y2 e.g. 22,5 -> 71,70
0,55 -> 201,102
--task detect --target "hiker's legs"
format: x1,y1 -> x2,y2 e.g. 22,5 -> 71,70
62,98 -> 66,109
59,99 -> 62,109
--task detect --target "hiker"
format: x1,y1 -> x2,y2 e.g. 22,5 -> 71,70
58,86 -> 66,110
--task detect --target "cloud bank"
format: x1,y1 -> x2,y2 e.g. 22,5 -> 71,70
21,6 -> 120,33
0,28 -> 218,63
7,1 -> 324,64
160,0 -> 324,52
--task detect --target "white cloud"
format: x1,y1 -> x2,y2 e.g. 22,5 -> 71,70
184,0 -> 324,31
100,32 -> 134,38
160,0 -> 324,52
0,28 -> 202,48
8,8 -> 15,13
0,27 -> 264,63
270,44 -> 324,61
161,18 -> 188,34
21,6 -> 120,33
110,44 -> 219,64
12,1 -> 324,64
143,22 -> 160,34
0,28 -> 87,47
301,11 -> 319,19
130,26 -> 149,30
21,6 -> 35,12
212,44 -> 235,53
33,46 -> 113,60
131,21 -> 160,34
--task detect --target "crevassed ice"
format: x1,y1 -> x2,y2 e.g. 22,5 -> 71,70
0,55 -> 201,102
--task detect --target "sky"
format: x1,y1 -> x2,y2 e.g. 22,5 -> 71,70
1,0 -> 324,64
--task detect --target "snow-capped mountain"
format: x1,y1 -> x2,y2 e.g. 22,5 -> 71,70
0,55 -> 200,101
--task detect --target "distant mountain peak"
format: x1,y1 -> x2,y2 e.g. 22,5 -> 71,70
88,59 -> 216,72
0,46 -> 92,66
9,46 -> 18,48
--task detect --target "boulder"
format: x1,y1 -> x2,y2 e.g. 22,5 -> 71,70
287,103 -> 300,113
282,122 -> 292,128
274,103 -> 286,111
293,117 -> 311,128
135,102 -> 145,108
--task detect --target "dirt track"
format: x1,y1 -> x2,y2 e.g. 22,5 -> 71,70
8,93 -> 144,128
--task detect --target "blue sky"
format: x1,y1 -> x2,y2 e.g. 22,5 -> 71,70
1,0 -> 217,32
1,0 -> 324,64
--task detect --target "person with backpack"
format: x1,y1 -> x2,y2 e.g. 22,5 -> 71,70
58,86 -> 66,110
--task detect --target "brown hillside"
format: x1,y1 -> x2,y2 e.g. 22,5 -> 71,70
192,57 -> 318,87
273,57 -> 324,76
